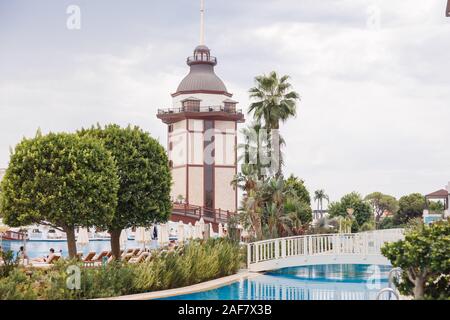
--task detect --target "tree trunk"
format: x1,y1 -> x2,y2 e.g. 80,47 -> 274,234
110,229 -> 122,260
413,276 -> 426,299
64,226 -> 77,259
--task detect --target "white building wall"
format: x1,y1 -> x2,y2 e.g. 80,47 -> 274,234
188,166 -> 204,206
171,167 -> 186,201
215,167 -> 236,212
188,132 -> 203,165
173,93 -> 231,107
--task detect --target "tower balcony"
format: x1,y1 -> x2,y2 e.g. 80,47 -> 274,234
187,55 -> 217,66
157,105 -> 245,124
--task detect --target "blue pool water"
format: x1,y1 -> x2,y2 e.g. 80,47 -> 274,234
162,264 -> 391,300
1,239 -> 158,258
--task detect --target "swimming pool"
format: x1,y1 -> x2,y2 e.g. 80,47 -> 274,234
162,264 -> 392,300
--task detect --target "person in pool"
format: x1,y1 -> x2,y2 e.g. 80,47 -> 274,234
31,248 -> 56,263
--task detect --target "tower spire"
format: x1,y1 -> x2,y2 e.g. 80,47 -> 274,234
200,0 -> 205,45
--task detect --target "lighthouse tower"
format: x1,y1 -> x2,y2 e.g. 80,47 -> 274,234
157,1 -> 244,222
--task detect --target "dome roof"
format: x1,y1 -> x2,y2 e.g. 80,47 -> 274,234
176,64 -> 228,93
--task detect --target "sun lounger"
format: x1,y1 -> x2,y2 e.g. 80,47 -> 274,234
130,248 -> 141,256
121,248 -> 133,258
129,252 -> 150,264
93,250 -> 109,262
82,251 -> 96,262
29,254 -> 60,268
122,253 -> 135,262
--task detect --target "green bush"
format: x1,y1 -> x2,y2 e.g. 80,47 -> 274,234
381,218 -> 450,300
0,250 -> 18,278
0,238 -> 241,300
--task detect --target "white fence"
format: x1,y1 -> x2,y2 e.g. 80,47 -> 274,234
247,229 -> 404,272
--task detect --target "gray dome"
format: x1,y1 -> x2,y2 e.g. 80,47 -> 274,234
176,63 -> 228,93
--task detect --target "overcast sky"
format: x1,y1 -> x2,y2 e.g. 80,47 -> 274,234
0,0 -> 449,203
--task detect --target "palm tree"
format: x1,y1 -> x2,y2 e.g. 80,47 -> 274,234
248,71 -> 300,175
314,189 -> 329,213
237,122 -> 286,179
248,71 -> 300,130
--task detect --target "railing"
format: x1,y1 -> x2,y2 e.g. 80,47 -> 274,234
376,288 -> 399,300
247,229 -> 404,269
172,202 -> 234,224
187,55 -> 217,64
158,105 -> 243,115
0,230 -> 27,241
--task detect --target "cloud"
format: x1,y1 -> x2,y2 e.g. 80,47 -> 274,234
0,0 -> 449,202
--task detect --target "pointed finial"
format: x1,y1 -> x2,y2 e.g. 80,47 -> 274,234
200,0 -> 205,45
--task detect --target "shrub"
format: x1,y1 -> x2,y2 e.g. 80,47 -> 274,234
381,218 -> 450,300
0,239 -> 241,300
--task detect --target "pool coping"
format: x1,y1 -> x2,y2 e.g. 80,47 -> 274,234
96,270 -> 262,300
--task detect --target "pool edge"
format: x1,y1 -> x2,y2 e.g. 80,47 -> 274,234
95,270 -> 262,300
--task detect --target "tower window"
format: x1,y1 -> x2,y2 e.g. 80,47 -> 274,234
181,97 -> 201,112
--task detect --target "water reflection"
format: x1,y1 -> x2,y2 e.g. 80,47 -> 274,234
163,264 -> 391,300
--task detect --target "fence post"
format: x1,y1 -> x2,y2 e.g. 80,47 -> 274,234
303,236 -> 308,255
275,239 -> 280,259
255,243 -> 259,262
308,236 -> 313,255
281,239 -> 286,258
247,244 -> 251,267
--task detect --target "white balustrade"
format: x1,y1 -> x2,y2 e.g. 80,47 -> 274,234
247,229 -> 404,271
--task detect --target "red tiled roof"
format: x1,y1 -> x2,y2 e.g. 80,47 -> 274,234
426,189 -> 449,198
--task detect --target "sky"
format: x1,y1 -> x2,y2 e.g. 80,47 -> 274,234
0,0 -> 449,204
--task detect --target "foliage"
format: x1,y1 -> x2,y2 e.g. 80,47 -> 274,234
0,250 -> 18,278
364,192 -> 399,224
313,189 -> 329,212
393,193 -> 426,225
248,71 -> 300,176
78,124 -> 172,258
0,239 -> 241,300
378,216 -> 401,230
237,174 -> 312,240
248,71 -> 300,130
328,192 -> 373,231
359,220 -> 375,232
0,131 -> 118,258
428,200 -> 445,215
381,219 -> 450,300
286,175 -> 311,205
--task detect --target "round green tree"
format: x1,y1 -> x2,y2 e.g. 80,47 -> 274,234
79,124 -> 172,259
0,132 -> 119,258
381,219 -> 450,299
328,192 -> 373,231
393,193 -> 426,225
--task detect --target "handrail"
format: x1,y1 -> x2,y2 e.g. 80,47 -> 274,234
247,230 -> 405,268
388,267 -> 402,299
158,106 -> 243,115
172,202 -> 234,224
376,288 -> 399,300
388,267 -> 402,288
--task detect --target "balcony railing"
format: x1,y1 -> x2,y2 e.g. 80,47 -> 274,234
171,202 -> 234,224
158,105 -> 243,115
187,55 -> 217,64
